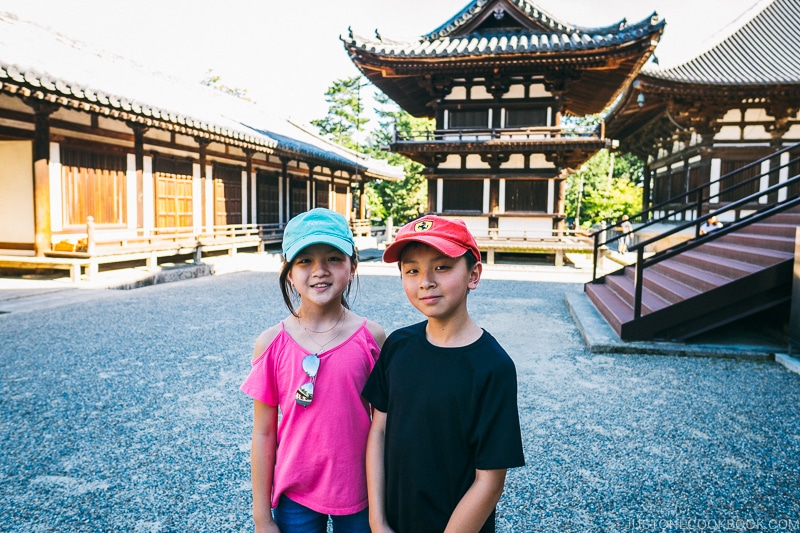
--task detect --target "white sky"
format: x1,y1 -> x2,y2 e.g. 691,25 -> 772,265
0,0 -> 760,126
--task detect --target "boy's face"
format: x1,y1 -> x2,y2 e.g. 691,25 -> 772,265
398,243 -> 481,321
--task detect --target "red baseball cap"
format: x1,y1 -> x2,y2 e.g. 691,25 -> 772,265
383,215 -> 481,263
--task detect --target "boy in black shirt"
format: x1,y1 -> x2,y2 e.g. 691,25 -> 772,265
364,215 -> 525,533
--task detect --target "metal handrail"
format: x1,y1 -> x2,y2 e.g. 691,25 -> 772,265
609,174 -> 800,319
591,142 -> 800,280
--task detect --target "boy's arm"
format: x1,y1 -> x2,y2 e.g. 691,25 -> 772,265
366,409 -> 395,533
251,400 -> 281,533
444,468 -> 507,533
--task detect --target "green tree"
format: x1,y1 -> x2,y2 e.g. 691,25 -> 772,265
310,76 -> 370,150
312,79 -> 432,225
365,93 -> 433,224
566,149 -> 644,227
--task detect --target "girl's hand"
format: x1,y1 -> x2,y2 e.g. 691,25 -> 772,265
255,519 -> 281,533
369,523 -> 395,533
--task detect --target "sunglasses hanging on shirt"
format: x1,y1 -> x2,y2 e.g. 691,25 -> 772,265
296,354 -> 320,407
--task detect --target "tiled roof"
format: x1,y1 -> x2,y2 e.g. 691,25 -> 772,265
344,0 -> 662,61
642,0 -> 800,85
346,15 -> 662,60
423,0 -> 629,40
0,12 -> 402,180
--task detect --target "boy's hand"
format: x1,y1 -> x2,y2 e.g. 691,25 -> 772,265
369,522 -> 395,533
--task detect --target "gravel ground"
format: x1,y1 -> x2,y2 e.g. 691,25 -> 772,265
1,267 -> 799,532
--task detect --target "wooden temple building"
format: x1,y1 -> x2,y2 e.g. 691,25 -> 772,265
605,0 -> 800,221
584,0 -> 800,342
343,0 -> 664,263
0,12 -> 401,281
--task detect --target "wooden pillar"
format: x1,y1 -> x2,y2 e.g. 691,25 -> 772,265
196,138 -> 210,231
642,165 -> 652,220
245,149 -> 254,224
281,157 -> 290,220
427,177 -> 437,213
32,101 -> 58,256
132,124 -> 148,229
555,174 -> 566,231
489,178 -> 500,214
308,165 -> 316,209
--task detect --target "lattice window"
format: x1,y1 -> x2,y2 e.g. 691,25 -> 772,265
60,148 -> 127,226
256,172 -> 279,224
442,179 -> 482,212
505,108 -> 548,128
214,164 -> 242,226
449,110 -> 490,129
505,180 -> 548,212
153,156 -> 193,228
290,179 -> 307,217
720,160 -> 760,202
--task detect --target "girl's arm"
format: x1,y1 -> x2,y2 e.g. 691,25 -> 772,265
366,409 -> 395,533
251,399 -> 281,533
444,468 -> 507,533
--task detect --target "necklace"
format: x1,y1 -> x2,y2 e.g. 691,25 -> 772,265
298,307 -> 346,333
297,308 -> 347,352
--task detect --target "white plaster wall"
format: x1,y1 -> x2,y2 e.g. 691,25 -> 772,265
470,85 -> 492,100
444,86 -> 467,100
465,154 -> 490,169
143,156 -> 154,231
498,217 -> 552,234
503,84 -> 526,99
529,154 -> 555,169
49,142 -> 62,232
193,163 -> 202,233
98,116 -> 132,134
744,108 -> 772,121
500,154 -> 526,169
205,165 -> 213,229
0,140 -> 34,244
720,109 -> 741,121
442,215 -> 489,237
742,125 -> 771,140
126,153 -> 137,229
438,155 -> 462,169
241,170 -> 248,224
529,84 -> 550,98
715,126 -> 741,140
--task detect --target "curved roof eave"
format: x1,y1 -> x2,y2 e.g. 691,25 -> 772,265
423,0 -> 638,40
344,15 -> 664,62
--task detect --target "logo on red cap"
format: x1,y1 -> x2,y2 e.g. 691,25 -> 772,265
413,220 -> 433,232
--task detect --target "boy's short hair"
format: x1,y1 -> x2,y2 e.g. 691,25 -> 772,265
383,215 -> 481,264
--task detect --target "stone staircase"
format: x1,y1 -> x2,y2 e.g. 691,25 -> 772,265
585,208 -> 798,341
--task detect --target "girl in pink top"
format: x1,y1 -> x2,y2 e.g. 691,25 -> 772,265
241,208 -> 386,533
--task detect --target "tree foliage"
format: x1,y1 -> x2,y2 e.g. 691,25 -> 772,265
565,149 -> 644,227
365,93 -> 432,224
310,77 -> 370,150
312,77 -> 432,225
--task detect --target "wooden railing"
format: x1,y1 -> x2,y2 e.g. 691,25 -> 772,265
394,124 -> 603,143
43,220 -> 286,281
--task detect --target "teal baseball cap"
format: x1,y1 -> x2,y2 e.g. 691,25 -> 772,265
282,208 -> 355,261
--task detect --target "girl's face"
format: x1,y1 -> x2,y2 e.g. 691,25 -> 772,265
288,243 -> 355,309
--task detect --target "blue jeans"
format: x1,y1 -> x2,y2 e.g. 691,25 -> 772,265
273,495 -> 370,533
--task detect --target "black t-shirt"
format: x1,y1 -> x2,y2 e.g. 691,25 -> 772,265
363,321 -> 525,533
